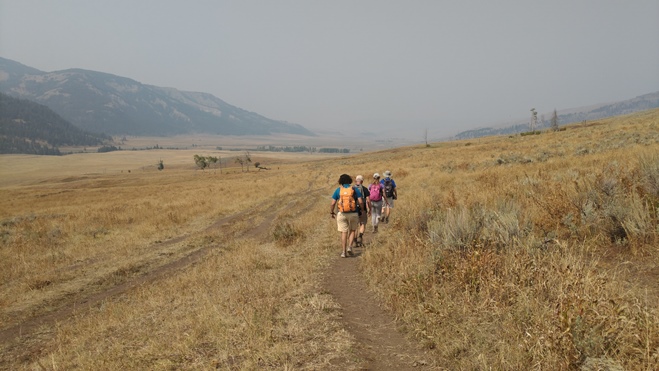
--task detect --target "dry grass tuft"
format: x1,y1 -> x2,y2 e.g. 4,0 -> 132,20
271,220 -> 305,247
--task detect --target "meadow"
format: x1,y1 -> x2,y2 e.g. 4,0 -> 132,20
0,109 -> 657,369
362,110 -> 658,369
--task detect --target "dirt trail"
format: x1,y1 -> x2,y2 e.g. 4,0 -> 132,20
323,232 -> 438,370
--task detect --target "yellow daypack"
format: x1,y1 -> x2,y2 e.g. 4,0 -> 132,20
337,186 -> 356,213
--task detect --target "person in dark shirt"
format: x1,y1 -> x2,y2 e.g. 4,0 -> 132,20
380,170 -> 397,223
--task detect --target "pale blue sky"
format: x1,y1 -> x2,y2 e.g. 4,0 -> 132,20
1,0 -> 658,137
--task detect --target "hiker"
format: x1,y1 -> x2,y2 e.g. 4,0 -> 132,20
353,175 -> 370,246
330,174 -> 364,258
368,173 -> 386,232
380,170 -> 397,223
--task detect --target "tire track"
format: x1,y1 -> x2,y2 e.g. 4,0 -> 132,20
0,185 -> 325,366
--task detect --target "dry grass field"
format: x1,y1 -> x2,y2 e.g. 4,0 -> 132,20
0,109 -> 657,369
1,150 -> 358,369
361,109 -> 659,370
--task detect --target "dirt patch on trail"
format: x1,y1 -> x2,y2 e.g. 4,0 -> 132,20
323,235 -> 439,370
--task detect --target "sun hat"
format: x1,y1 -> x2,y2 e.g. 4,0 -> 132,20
384,170 -> 392,178
356,175 -> 364,181
373,173 -> 380,179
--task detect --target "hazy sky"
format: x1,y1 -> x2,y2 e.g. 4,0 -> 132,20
1,1 -> 658,137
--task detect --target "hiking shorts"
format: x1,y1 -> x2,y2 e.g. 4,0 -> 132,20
384,199 -> 394,209
336,212 -> 359,232
358,209 -> 368,225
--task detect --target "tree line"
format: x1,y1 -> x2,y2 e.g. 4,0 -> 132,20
318,148 -> 350,153
0,137 -> 61,155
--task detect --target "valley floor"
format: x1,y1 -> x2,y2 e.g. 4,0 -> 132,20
1,109 -> 657,369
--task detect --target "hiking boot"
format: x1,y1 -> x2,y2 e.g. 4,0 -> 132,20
356,235 -> 363,246
373,226 -> 378,233
341,252 -> 346,258
347,248 -> 353,256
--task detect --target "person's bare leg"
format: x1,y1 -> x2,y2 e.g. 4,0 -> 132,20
347,230 -> 356,254
341,231 -> 349,256
358,223 -> 365,245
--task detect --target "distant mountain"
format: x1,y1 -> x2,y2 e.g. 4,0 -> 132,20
0,93 -> 108,155
454,91 -> 659,140
0,57 -> 314,137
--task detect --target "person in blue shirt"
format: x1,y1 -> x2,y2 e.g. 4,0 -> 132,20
330,174 -> 364,258
380,170 -> 397,223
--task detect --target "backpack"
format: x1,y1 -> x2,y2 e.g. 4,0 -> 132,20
369,183 -> 382,201
337,186 -> 356,213
383,179 -> 394,198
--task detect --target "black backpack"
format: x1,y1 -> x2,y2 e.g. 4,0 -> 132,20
383,179 -> 394,198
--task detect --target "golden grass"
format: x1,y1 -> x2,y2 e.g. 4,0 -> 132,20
0,152 -> 333,328
0,148 -> 341,188
29,212 -> 355,370
0,108 -> 657,369
1,143 -> 370,369
2,175 -> 224,315
361,109 -> 659,369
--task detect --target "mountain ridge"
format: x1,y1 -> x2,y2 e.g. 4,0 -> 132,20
454,91 -> 659,140
0,57 -> 314,137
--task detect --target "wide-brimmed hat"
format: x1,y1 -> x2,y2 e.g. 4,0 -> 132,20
373,173 -> 380,179
384,170 -> 392,177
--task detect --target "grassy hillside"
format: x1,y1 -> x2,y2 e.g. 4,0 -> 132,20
0,109 -> 657,369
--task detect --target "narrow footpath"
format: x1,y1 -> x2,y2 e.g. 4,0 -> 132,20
323,234 -> 439,370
